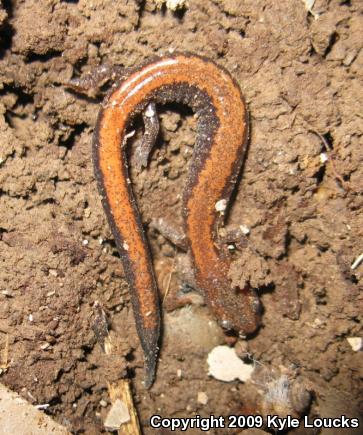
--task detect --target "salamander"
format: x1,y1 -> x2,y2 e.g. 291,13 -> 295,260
91,53 -> 261,388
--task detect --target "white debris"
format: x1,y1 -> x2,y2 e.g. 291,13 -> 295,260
312,318 -> 323,328
124,130 -> 135,140
104,399 -> 130,431
239,224 -> 250,235
123,241 -> 129,251
35,403 -> 50,410
207,345 -> 254,382
302,0 -> 315,12
82,239 -> 89,246
347,337 -> 363,352
99,399 -> 108,408
197,392 -> 208,405
351,252 -> 363,270
320,152 -> 328,163
155,0 -> 187,11
215,199 -> 227,213
301,0 -> 320,18
145,105 -> 156,118
264,375 -> 291,414
28,314 -> 34,322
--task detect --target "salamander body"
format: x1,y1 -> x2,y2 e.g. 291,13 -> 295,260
93,53 -> 261,387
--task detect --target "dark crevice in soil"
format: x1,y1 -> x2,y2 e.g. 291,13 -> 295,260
0,188 -> 31,201
0,1 -> 14,59
125,350 -> 135,362
1,84 -> 34,111
322,131 -> 334,149
323,32 -> 338,58
314,165 -> 326,185
342,173 -> 350,181
126,367 -> 136,380
25,50 -> 63,64
40,198 -> 57,206
0,227 -> 9,239
284,228 -> 293,255
172,6 -> 187,20
258,282 -> 275,295
60,123 -> 88,150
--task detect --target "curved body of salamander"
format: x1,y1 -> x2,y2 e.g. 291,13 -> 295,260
93,53 -> 261,388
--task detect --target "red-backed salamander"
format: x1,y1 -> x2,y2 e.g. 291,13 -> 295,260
76,53 -> 261,388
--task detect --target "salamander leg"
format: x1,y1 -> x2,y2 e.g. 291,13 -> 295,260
134,103 -> 160,170
66,64 -> 131,98
149,217 -> 187,251
149,217 -> 199,295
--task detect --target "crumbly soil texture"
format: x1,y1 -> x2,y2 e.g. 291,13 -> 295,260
0,1 -> 362,434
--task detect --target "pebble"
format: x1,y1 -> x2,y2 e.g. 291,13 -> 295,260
104,399 -> 130,431
346,337 -> 362,352
197,392 -> 208,405
207,345 -> 254,382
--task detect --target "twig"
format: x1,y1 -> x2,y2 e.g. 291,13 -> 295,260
107,380 -> 142,435
351,252 -> 363,270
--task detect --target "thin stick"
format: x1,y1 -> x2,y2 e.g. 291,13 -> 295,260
107,380 -> 142,435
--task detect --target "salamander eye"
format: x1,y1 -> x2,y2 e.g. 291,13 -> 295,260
220,319 -> 233,330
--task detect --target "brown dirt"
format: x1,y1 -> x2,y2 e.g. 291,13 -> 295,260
0,0 -> 362,434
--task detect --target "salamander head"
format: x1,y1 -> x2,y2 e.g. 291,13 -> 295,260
219,286 -> 261,336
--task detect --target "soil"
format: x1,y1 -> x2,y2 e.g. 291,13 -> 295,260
0,0 -> 362,434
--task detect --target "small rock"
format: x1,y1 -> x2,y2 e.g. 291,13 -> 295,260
239,224 -> 250,235
310,18 -> 336,56
104,399 -> 130,431
207,345 -> 254,382
346,337 -> 362,352
45,335 -> 56,344
197,392 -> 208,405
164,307 -> 225,355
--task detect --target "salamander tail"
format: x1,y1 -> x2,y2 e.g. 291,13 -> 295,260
140,326 -> 160,389
143,350 -> 157,389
